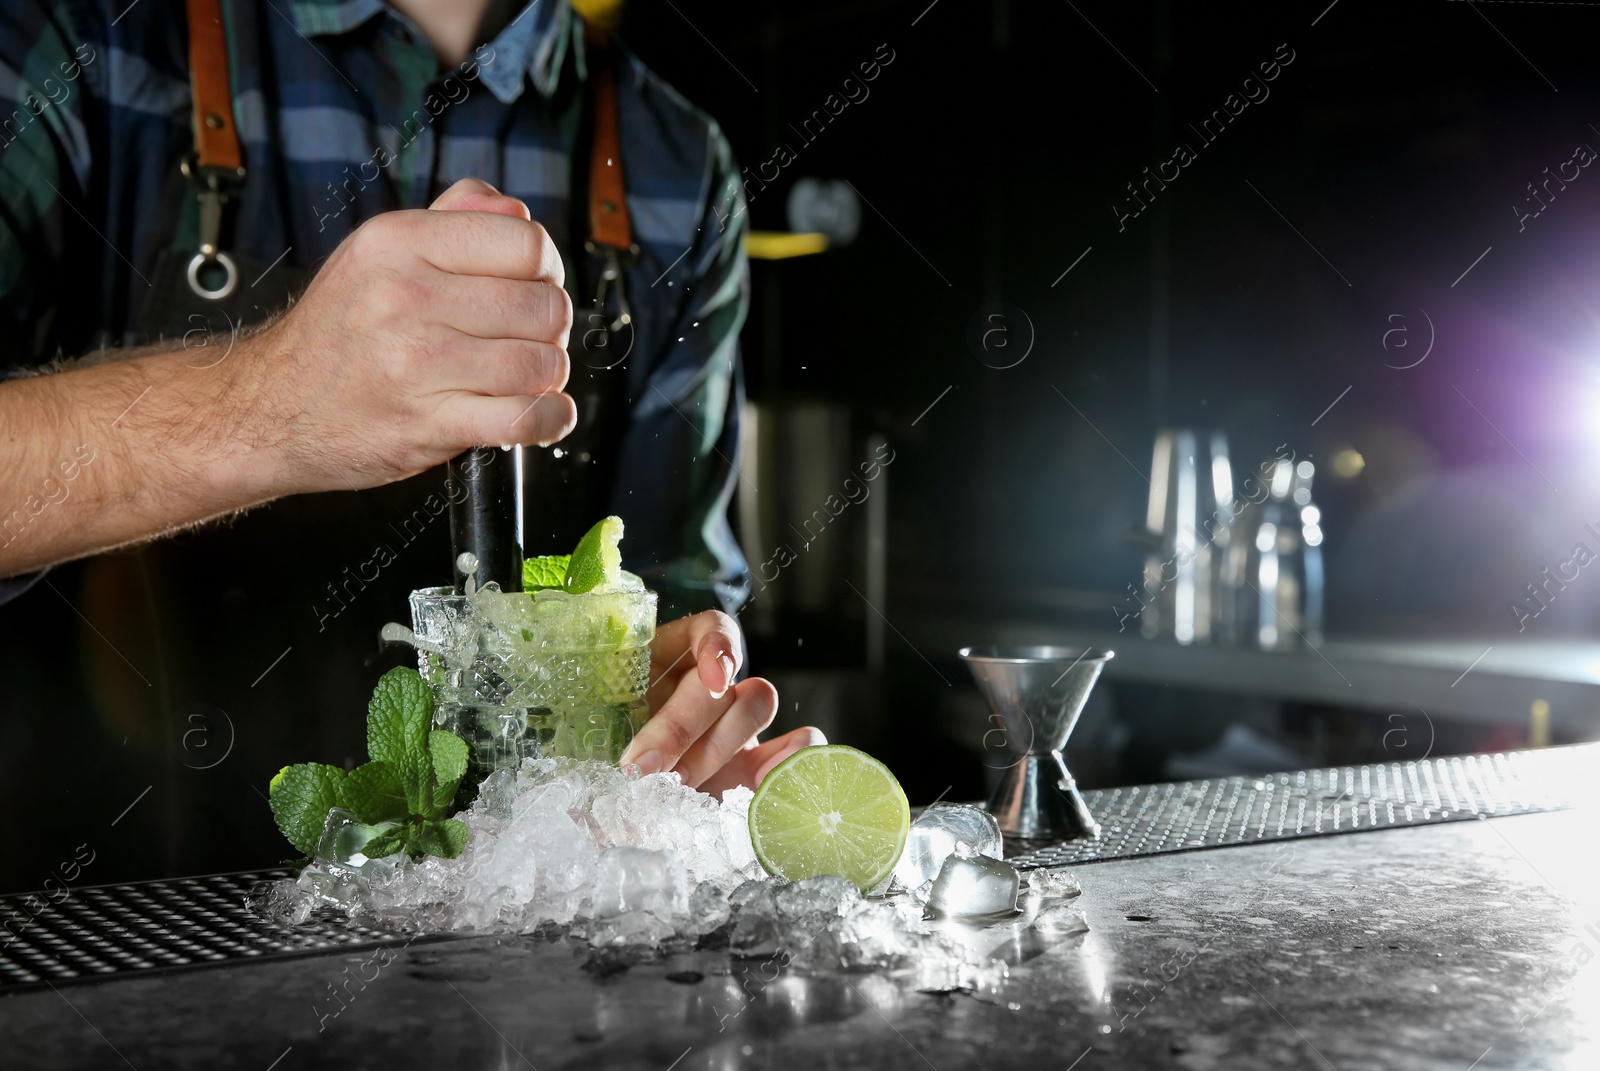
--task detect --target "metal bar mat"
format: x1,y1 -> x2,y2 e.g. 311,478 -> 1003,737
1,747 -> 1585,993
1005,746 -> 1583,868
0,871 -> 439,993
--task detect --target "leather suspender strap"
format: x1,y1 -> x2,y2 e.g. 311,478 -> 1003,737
584,23 -> 633,253
179,0 -> 245,299
185,0 -> 243,173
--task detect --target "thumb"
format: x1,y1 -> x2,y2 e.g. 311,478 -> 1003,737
430,177 -> 531,220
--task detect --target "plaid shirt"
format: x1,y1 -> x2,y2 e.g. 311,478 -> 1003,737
0,0 -> 750,614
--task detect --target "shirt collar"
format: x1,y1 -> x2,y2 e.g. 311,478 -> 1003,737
287,0 -> 574,103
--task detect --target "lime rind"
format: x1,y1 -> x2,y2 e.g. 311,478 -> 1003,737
564,516 -> 624,594
748,744 -> 910,892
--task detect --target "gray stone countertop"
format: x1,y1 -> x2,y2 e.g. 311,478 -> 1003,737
4,806 -> 1598,1070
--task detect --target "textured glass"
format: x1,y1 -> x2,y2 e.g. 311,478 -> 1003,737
409,586 -> 655,771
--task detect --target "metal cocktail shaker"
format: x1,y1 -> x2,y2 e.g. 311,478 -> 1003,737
1220,457 -> 1324,649
1131,430 -> 1235,645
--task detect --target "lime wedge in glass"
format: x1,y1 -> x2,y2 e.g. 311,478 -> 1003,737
748,744 -> 911,892
564,516 -> 624,594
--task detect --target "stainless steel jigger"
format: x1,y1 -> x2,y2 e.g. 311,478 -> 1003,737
959,646 -> 1114,840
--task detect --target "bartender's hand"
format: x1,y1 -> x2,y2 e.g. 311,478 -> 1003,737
0,177 -> 577,579
221,177 -> 577,496
623,610 -> 825,797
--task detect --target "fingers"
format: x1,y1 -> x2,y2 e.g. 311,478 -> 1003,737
434,390 -> 577,449
669,677 -> 780,789
361,206 -> 564,287
437,337 -> 568,397
623,669 -> 732,776
415,210 -> 563,286
647,611 -> 743,708
433,274 -> 573,345
698,727 -> 828,800
429,178 -> 532,219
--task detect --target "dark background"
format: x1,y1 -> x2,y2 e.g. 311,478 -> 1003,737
8,0 -> 1600,891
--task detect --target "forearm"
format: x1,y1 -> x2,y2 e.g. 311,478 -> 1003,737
0,340 -> 283,577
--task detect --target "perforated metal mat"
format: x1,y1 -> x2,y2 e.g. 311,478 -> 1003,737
1005,747 -> 1583,869
0,870 -> 433,993
1,747 -> 1586,993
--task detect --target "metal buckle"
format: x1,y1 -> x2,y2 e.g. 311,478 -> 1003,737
180,154 -> 247,302
584,240 -> 639,333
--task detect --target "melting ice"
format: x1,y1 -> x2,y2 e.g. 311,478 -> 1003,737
251,764 -> 1087,985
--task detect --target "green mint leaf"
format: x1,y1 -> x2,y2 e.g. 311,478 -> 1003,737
367,667 -> 434,769
361,825 -> 406,860
340,762 -> 410,824
522,553 -> 572,590
432,779 -> 462,818
400,761 -> 433,817
428,730 -> 469,788
367,667 -> 436,811
414,819 -> 470,859
268,763 -> 346,856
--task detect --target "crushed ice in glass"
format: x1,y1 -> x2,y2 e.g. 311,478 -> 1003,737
250,760 -> 1088,987
892,804 -> 1004,892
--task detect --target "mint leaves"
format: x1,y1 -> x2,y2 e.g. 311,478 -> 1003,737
268,667 -> 471,862
268,764 -> 346,857
522,553 -> 572,590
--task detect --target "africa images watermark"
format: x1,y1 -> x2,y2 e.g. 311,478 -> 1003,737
1111,43 -> 1297,233
310,45 -> 499,232
743,440 -> 896,607
1512,139 -> 1595,234
1111,442 -> 1301,633
309,451 -> 501,632
0,42 -> 97,149
1509,523 -> 1600,632
0,443 -> 99,549
715,42 -> 898,233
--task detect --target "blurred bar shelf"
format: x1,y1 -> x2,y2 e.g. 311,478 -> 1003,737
918,615 -> 1600,731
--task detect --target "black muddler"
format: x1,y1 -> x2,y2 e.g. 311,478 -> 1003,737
447,446 -> 524,594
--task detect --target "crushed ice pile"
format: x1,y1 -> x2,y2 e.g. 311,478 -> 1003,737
250,759 -> 1086,988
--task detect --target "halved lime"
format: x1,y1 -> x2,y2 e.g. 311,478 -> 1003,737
564,516 -> 624,594
748,744 -> 910,892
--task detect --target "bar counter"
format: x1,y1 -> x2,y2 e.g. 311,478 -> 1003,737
3,758 -> 1596,1070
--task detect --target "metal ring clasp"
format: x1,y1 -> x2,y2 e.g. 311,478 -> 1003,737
186,250 -> 239,301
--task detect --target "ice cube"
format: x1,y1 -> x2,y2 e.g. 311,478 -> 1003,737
775,875 -> 860,922
1032,904 -> 1089,936
1023,867 -> 1082,899
315,808 -> 399,873
728,879 -> 781,955
687,883 -> 732,934
730,911 -> 780,956
247,878 -> 313,927
926,854 -> 1020,920
892,805 -> 1003,891
581,847 -> 687,947
589,846 -> 688,919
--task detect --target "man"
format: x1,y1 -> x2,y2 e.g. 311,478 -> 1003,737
0,0 -> 819,800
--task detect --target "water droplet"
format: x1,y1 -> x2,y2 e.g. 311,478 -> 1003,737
380,622 -> 443,654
